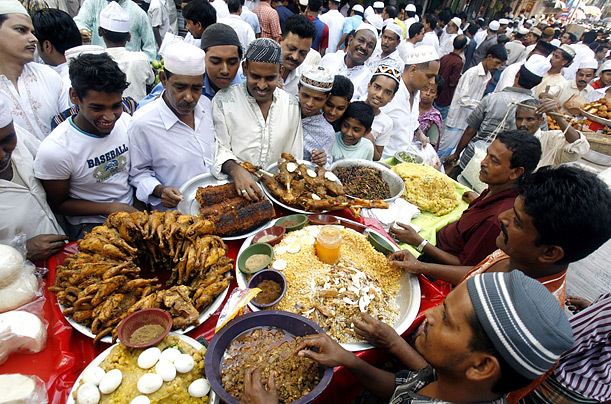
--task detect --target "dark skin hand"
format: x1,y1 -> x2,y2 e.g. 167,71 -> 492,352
153,185 -> 184,208
222,160 -> 264,202
389,249 -> 470,285
240,367 -> 278,404
462,191 -> 479,204
389,222 -> 422,245
26,234 -> 69,262
388,249 -> 424,274
565,295 -> 592,314
311,149 -> 327,166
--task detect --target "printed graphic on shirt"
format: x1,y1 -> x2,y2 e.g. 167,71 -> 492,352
87,144 -> 129,182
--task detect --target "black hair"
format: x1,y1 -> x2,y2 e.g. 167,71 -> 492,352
341,101 -> 374,130
453,34 -> 468,50
308,0 -> 322,13
282,14 -> 317,40
100,27 -> 129,44
31,8 -> 82,54
415,4 -> 422,15
565,32 -> 577,43
384,5 -> 397,19
467,22 -> 478,36
433,74 -> 444,95
496,130 -> 541,173
466,310 -> 533,394
227,0 -> 241,13
517,64 -> 542,89
406,10 -> 416,18
182,0 -> 217,29
369,74 -> 399,94
424,13 -> 437,30
69,53 -> 128,99
517,98 -> 542,118
477,18 -> 485,28
330,74 -> 354,101
408,22 -> 424,39
517,166 -> 611,264
581,30 -> 597,45
343,30 -> 355,49
0,14 -> 8,27
487,44 -> 508,61
438,10 -> 451,25
457,11 -> 467,20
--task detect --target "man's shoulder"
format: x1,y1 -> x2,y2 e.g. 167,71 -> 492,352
213,83 -> 243,105
131,98 -> 163,125
25,62 -> 63,83
275,88 -> 300,109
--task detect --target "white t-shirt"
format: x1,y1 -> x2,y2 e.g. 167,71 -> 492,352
370,111 -> 393,146
319,9 -> 345,53
148,0 -> 172,39
33,115 -> 133,225
210,0 -> 229,18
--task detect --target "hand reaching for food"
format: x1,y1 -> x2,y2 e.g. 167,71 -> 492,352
240,367 -> 279,404
353,313 -> 402,351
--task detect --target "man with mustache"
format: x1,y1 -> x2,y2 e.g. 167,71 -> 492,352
128,42 -> 215,211
548,58 -> 596,115
212,38 -> 303,201
278,14 -> 317,96
320,23 -> 378,100
366,22 -> 403,72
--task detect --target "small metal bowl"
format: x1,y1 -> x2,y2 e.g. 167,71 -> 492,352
329,159 -> 405,203
247,269 -> 287,309
252,226 -> 286,246
394,150 -> 424,165
237,243 -> 274,274
276,214 -> 308,231
117,308 -> 172,349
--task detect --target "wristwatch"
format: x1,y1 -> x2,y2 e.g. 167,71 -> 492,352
416,239 -> 429,253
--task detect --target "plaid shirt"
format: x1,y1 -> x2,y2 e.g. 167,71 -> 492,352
391,366 -> 507,404
253,2 -> 281,39
444,62 -> 490,131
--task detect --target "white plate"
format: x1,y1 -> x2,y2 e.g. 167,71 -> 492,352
236,216 -> 421,352
177,173 -> 272,241
66,333 -> 218,404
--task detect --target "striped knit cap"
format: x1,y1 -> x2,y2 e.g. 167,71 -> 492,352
467,271 -> 574,380
245,38 -> 283,65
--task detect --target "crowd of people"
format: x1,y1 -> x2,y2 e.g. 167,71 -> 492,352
0,0 -> 610,402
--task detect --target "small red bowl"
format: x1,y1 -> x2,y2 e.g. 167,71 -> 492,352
308,214 -> 340,226
252,226 -> 286,246
117,308 -> 172,349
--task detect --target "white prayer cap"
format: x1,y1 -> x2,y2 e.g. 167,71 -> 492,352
364,6 -> 375,20
0,95 -> 12,128
450,17 -> 461,28
385,22 -> 403,39
517,26 -> 529,35
0,0 -> 27,16
523,54 -> 551,77
406,4 -> 416,12
578,58 -> 598,71
100,1 -> 130,33
352,4 -> 364,13
599,60 -> 611,73
373,1 -> 384,9
356,22 -> 379,42
499,18 -> 509,25
404,45 -> 439,66
298,0 -> 307,6
489,21 -> 500,31
300,65 -> 334,92
509,13 -> 514,18
164,42 -> 206,76
65,45 -> 106,63
366,14 -> 383,32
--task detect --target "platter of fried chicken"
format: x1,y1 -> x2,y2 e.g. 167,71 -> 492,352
49,211 -> 234,345
240,154 -> 390,215
178,175 -> 275,240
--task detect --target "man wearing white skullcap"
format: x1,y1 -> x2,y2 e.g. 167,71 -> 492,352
336,3 -> 363,51
128,42 -> 214,211
438,16 -> 462,58
99,1 -> 154,102
468,20 -> 499,69
0,0 -> 71,143
381,45 -> 440,158
212,38 -> 303,201
533,44 -> 574,98
366,22 -> 404,73
403,3 -> 417,32
0,94 -> 68,262
548,58 -> 596,114
320,23 -> 377,100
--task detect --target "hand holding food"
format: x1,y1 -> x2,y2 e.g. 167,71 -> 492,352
310,149 -> 327,167
353,313 -> 402,351
296,333 -> 353,368
240,367 -> 279,404
388,250 -> 421,274
389,222 -> 423,245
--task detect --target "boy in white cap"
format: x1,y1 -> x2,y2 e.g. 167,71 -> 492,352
320,22 -> 377,100
591,59 -> 611,90
129,41 -> 214,211
318,0 -> 344,54
99,1 -> 154,102
366,22 -> 404,72
548,58 -> 596,114
298,65 -> 335,167
403,3 -> 417,31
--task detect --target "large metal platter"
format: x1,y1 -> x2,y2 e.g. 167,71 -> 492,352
329,159 -> 405,203
66,333 -> 218,404
177,173 -> 271,241
580,108 -> 611,126
236,216 -> 421,352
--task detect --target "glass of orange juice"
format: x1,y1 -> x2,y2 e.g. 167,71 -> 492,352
315,225 -> 342,264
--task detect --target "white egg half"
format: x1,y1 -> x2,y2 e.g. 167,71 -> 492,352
272,259 -> 287,270
286,162 -> 297,172
137,347 -> 161,369
275,246 -> 287,255
306,169 -> 317,178
311,193 -> 321,200
286,241 -> 300,253
76,382 -> 100,404
324,172 -> 338,182
159,348 -> 181,364
137,373 -> 164,395
130,396 -> 151,404
174,354 -> 195,373
98,369 -> 122,394
300,235 -> 315,245
82,366 -> 105,386
188,378 -> 210,397
155,360 -> 176,382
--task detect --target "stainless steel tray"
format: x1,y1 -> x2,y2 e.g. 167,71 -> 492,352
329,159 -> 405,203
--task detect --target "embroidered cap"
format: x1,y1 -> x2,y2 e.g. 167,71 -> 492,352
245,38 -> 283,65
164,42 -> 206,76
0,95 -> 12,128
404,45 -> 439,66
374,63 -> 402,84
300,65 -> 334,92
100,1 -> 130,33
0,0 -> 27,16
558,44 -> 576,59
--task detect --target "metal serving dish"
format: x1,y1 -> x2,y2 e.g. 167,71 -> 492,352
329,159 -> 405,203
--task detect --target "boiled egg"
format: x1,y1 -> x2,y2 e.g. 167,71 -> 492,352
137,373 -> 163,395
76,382 -> 100,404
286,241 -> 300,253
98,369 -> 122,394
188,378 -> 210,397
311,193 -> 321,200
159,347 -> 181,364
272,259 -> 287,271
300,235 -> 315,245
174,354 -> 195,373
130,396 -> 151,404
324,172 -> 338,182
137,347 -> 161,369
155,360 -> 176,382
286,162 -> 297,172
306,169 -> 317,178
82,366 -> 105,386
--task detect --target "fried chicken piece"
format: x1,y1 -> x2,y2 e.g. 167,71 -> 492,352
78,236 -> 129,260
194,276 -> 232,310
91,275 -> 128,306
90,226 -> 138,256
161,286 -> 200,329
315,166 -> 345,196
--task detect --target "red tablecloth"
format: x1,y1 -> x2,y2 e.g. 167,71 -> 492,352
0,210 -> 450,404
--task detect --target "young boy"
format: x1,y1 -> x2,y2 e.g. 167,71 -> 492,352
34,53 -> 136,241
298,65 -> 335,168
98,1 -> 155,102
323,75 -> 354,130
362,64 -> 400,160
332,101 -> 375,161
242,271 -> 574,404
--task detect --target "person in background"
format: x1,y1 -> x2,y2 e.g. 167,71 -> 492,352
418,75 -> 444,149
438,16 -> 461,58
495,40 -> 556,94
129,42 -> 215,211
182,0 -> 216,47
401,21 -> 424,56
518,27 -> 541,61
417,13 -> 438,52
381,4 -> 397,26
436,34 -> 467,120
505,26 -> 528,65
366,22 -> 403,72
533,44 -> 573,98
200,23 -> 245,99
402,3 -> 417,30
548,58 -> 596,114
219,0 -> 256,52
331,101 -> 374,161
302,0 -> 328,55
279,14 -> 317,96
362,64 -> 400,160
468,20 -> 498,69
0,0 -> 71,143
318,0 -> 344,54
559,31 -> 576,46
591,60 -> 611,90
337,3 -> 363,51
31,8 -> 82,80
34,53 -> 135,241
462,22 -> 478,73
98,1 -> 155,102
299,65 -> 334,167
253,0 -> 281,41
146,0 -> 172,48
323,74 -> 353,129
270,0 -> 292,28
563,30 -> 596,80
74,0 -> 157,60
240,0 -> 261,37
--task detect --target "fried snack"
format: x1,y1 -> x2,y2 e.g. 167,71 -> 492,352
50,211 -> 234,346
547,115 -> 561,131
582,98 -> 611,119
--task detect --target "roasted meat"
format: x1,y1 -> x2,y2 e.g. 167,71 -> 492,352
196,183 -> 238,206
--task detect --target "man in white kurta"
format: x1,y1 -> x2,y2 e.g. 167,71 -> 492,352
129,42 -> 215,211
